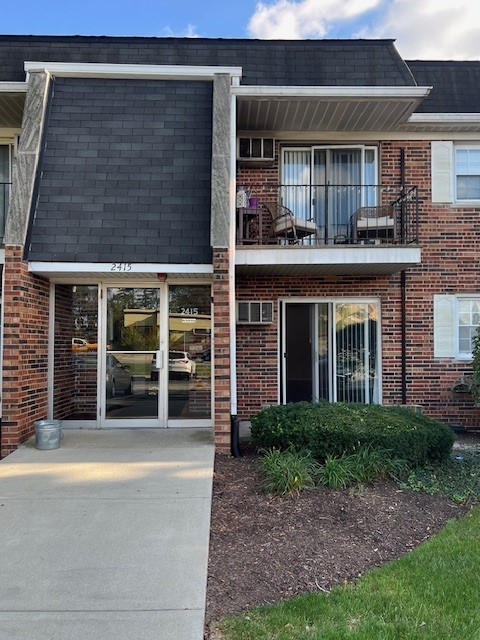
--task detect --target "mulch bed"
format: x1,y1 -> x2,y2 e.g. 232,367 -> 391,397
205,442 -> 474,631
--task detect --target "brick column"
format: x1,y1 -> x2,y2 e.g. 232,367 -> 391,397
213,249 -> 231,453
1,246 -> 50,457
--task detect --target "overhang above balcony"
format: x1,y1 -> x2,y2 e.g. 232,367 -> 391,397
234,86 -> 432,132
235,245 -> 421,277
0,83 -> 27,128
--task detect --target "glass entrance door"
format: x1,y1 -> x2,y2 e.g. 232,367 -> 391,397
102,286 -> 165,426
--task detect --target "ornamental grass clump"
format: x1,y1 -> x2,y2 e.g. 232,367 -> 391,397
260,448 -> 320,495
251,401 -> 454,467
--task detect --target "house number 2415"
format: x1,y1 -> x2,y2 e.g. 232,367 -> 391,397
111,262 -> 132,272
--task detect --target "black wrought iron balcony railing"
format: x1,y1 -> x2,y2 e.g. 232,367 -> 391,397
0,182 -> 11,244
236,184 -> 419,247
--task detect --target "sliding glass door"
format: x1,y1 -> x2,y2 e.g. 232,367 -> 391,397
281,146 -> 378,243
283,300 -> 380,405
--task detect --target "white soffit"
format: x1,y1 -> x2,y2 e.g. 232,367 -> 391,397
234,86 -> 432,132
0,83 -> 27,127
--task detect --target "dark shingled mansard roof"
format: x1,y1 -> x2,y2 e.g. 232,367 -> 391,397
0,35 -> 416,87
406,60 -> 480,113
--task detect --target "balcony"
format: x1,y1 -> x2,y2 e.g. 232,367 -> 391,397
235,184 -> 421,276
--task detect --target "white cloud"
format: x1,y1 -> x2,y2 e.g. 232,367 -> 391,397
161,23 -> 200,38
247,0 -> 480,60
248,0 -> 380,39
361,0 -> 480,59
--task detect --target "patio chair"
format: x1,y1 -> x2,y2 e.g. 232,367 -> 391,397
264,203 -> 318,244
351,204 -> 396,243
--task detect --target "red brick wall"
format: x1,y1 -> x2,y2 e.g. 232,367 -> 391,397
213,250 -> 231,452
383,140 -> 480,428
53,285 -> 75,419
1,246 -> 50,456
236,275 -> 403,420
234,140 -> 480,430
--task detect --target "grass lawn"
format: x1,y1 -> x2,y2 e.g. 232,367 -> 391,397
216,506 -> 480,640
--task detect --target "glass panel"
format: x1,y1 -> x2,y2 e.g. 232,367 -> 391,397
457,298 -> 480,355
335,302 -> 378,404
363,148 -> 377,206
457,176 -> 480,199
317,303 -> 330,401
281,149 -> 311,221
168,285 -> 211,419
106,287 -> 160,419
285,304 -> 313,403
313,149 -> 327,240
54,285 -> 98,420
329,150 -> 362,238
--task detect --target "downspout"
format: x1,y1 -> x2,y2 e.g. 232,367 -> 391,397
400,147 -> 407,405
229,77 -> 241,457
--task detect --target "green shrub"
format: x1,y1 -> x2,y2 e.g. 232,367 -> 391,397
472,325 -> 480,405
317,453 -> 355,489
399,450 -> 480,503
260,448 -> 319,495
251,401 -> 454,467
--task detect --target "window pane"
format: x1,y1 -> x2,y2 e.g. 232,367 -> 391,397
457,298 -> 480,355
168,285 -> 211,419
457,175 -> 480,199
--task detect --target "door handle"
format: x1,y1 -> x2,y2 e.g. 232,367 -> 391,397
155,351 -> 164,369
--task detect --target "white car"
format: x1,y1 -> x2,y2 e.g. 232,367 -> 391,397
151,351 -> 196,380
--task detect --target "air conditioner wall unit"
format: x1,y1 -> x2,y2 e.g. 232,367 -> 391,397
237,137 -> 275,162
237,301 -> 274,324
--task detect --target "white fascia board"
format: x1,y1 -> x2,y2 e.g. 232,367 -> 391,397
28,262 -> 214,274
232,85 -> 432,99
0,82 -> 27,93
408,113 -> 480,124
235,246 -> 421,267
24,61 -> 243,81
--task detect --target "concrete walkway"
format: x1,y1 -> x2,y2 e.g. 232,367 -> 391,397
0,428 -> 215,640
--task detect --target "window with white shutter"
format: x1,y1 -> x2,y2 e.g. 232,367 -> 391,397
433,294 -> 480,359
431,141 -> 453,203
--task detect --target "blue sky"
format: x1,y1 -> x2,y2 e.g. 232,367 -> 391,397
1,0 -> 479,60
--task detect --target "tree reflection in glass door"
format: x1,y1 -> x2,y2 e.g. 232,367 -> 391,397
168,285 -> 212,420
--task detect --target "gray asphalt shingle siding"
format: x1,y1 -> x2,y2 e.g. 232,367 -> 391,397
0,36 -> 415,87
406,60 -> 480,113
28,77 -> 212,263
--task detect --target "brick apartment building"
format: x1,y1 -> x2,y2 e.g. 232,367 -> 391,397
0,36 -> 479,457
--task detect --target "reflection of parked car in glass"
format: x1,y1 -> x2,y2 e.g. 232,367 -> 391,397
72,337 -> 98,352
201,348 -> 211,362
150,351 -> 197,380
106,354 -> 133,397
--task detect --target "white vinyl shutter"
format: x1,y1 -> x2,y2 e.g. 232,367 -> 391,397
431,141 -> 453,203
433,294 -> 456,357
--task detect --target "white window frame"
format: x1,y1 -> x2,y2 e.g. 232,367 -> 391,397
279,296 -> 382,405
456,295 -> 480,360
454,144 -> 480,204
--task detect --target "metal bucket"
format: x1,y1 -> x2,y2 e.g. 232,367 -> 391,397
34,420 -> 62,450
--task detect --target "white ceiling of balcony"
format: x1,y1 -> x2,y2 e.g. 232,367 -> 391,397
0,84 -> 26,128
234,86 -> 431,133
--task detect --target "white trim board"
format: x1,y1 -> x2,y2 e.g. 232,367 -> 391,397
28,262 -> 214,274
233,86 -> 432,99
0,82 -> 28,93
25,62 -> 243,81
